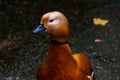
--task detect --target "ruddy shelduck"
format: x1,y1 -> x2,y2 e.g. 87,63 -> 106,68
33,11 -> 94,80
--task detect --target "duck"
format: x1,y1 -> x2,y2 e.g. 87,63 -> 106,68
33,11 -> 94,80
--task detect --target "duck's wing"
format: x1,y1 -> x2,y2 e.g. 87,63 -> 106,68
72,53 -> 94,80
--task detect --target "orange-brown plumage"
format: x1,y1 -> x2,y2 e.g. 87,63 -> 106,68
33,11 -> 93,80
72,54 -> 92,75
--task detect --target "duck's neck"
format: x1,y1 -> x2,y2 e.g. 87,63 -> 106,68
45,42 -> 77,73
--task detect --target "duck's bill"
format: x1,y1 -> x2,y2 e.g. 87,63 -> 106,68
32,23 -> 46,33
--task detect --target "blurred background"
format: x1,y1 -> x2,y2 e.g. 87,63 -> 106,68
0,0 -> 120,80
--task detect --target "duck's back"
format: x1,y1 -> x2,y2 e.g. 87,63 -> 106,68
72,54 -> 92,75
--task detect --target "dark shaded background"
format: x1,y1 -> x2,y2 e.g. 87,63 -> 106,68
0,0 -> 120,80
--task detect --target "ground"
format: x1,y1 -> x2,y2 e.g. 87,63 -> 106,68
0,0 -> 120,80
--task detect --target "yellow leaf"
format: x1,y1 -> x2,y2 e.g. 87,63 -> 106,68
93,18 -> 109,26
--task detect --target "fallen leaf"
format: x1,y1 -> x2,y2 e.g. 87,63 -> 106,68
0,39 -> 13,49
95,66 -> 103,70
93,18 -> 109,26
94,39 -> 105,43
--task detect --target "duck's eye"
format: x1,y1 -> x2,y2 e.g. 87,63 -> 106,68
49,19 -> 54,22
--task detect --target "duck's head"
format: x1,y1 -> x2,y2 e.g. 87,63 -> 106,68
33,11 -> 69,43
